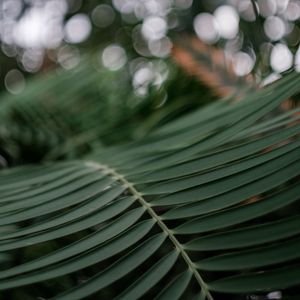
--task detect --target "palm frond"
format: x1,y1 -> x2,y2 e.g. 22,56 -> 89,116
0,71 -> 300,299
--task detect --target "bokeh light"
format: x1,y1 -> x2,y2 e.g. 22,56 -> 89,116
214,5 -> 240,40
132,60 -> 168,96
238,0 -> 256,22
264,16 -> 286,41
4,69 -> 25,94
142,16 -> 168,41
270,43 -> 293,72
91,4 -> 116,28
284,0 -> 300,21
64,14 -> 92,44
258,0 -> 277,17
57,45 -> 81,70
0,0 -> 299,94
232,51 -> 255,76
193,13 -> 219,44
102,45 -> 127,71
21,49 -> 44,73
11,0 -> 67,49
148,36 -> 172,58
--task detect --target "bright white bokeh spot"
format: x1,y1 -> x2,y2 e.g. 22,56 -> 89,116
295,46 -> 300,72
64,14 -> 92,44
132,25 -> 151,56
214,5 -> 239,39
132,61 -> 168,96
134,67 -> 155,86
238,0 -> 256,22
270,43 -> 293,72
284,1 -> 300,21
92,4 -> 115,28
11,1 -> 66,49
1,19 -> 15,45
135,0 -> 172,19
46,0 -> 68,15
232,52 -> 255,76
4,69 -> 25,94
275,0 -> 289,13
22,49 -> 44,72
258,0 -> 276,17
113,0 -> 172,18
13,8 -> 48,48
264,16 -> 286,41
144,1 -> 163,16
2,0 -> 23,19
41,22 -> 65,49
267,291 -> 282,300
193,13 -> 219,44
142,16 -> 167,41
51,0 -> 68,12
102,45 -> 127,71
148,37 -> 172,57
133,66 -> 155,96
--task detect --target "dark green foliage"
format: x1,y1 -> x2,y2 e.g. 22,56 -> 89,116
0,59 -> 215,165
0,63 -> 300,299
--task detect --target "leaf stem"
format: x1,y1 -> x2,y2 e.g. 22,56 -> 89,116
96,163 -> 214,300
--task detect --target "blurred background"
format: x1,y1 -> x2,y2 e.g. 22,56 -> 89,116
0,0 -> 299,96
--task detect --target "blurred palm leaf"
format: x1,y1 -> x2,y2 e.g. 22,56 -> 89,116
0,70 -> 300,299
0,59 -> 215,165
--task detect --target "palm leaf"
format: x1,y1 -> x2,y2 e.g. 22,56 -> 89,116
0,71 -> 300,299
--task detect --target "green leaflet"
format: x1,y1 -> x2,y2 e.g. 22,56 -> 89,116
151,149 -> 300,206
173,183 -> 300,233
132,123 -> 300,182
0,188 -> 129,240
115,250 -> 179,300
163,160 -> 300,219
0,189 -> 133,251
0,171 -> 109,212
154,270 -> 192,300
0,203 -> 141,279
184,214 -> 300,251
196,237 -> 300,271
0,219 -> 154,289
208,263 -> 300,293
143,138 -> 300,194
51,234 -> 167,300
0,167 -> 99,203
